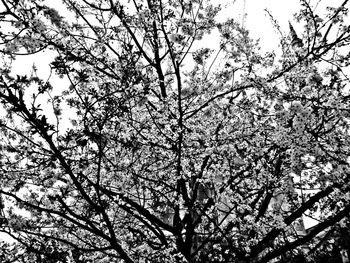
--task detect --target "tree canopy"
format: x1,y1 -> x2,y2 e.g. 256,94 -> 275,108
0,0 -> 350,262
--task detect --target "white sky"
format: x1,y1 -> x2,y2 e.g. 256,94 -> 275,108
11,0 -> 345,77
220,0 -> 300,39
6,0 -> 326,77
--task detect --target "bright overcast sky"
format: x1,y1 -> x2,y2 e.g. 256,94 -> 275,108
220,0 -> 348,50
7,0 -> 329,77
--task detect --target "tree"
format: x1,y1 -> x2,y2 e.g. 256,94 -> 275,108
0,0 -> 349,262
